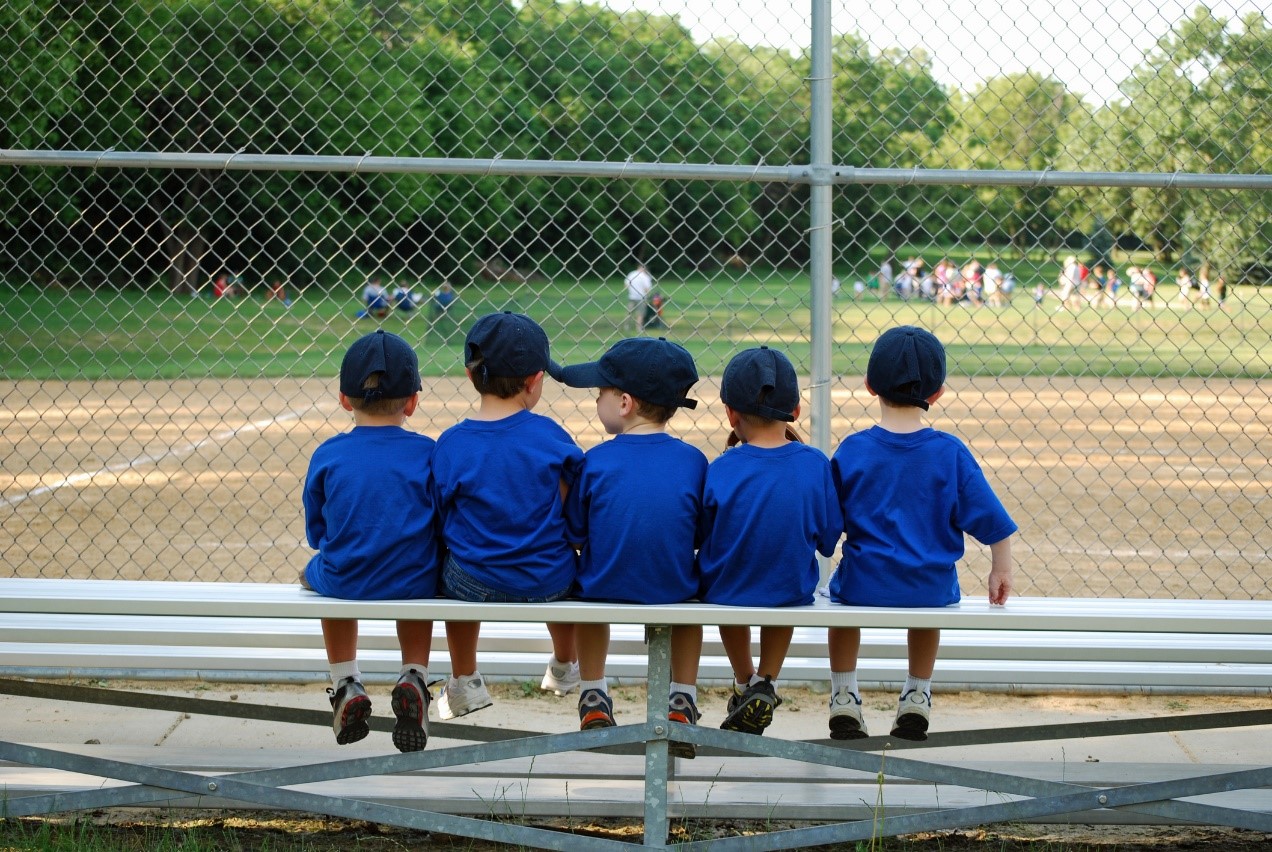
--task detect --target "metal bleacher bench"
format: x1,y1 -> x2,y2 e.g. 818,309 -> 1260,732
0,577 -> 1269,850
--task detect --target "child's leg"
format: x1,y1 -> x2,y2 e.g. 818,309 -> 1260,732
906,628 -> 940,680
546,622 -> 577,664
717,625 -> 755,688
439,621 -> 492,720
542,622 -> 581,696
391,620 -> 433,753
827,626 -> 862,673
719,625 -> 785,736
320,618 -> 360,682
756,626 -> 794,681
445,621 -> 481,676
892,628 -> 940,741
670,624 -> 702,689
319,618 -> 371,745
827,627 -> 867,739
576,623 -> 609,683
396,619 -> 433,671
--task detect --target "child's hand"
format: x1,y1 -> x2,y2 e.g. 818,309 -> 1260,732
988,569 -> 1011,606
987,538 -> 1012,606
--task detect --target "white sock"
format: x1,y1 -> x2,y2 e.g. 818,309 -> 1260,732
330,660 -> 360,687
400,664 -> 428,680
748,673 -> 766,687
670,682 -> 697,702
733,679 -> 749,694
831,670 -> 859,697
580,678 -> 607,694
904,675 -> 931,698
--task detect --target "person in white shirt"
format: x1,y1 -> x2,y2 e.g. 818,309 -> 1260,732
623,263 -> 654,333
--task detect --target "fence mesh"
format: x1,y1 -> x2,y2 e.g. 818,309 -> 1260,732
1,0 -> 1269,599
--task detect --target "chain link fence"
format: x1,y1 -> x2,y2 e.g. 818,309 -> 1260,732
2,0 -> 1269,599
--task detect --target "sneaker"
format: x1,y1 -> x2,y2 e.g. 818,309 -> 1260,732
390,669 -> 430,753
890,689 -> 931,741
541,659 -> 581,696
667,692 -> 699,759
578,688 -> 616,730
725,683 -> 745,716
720,676 -> 781,735
326,678 -> 372,745
828,688 -> 869,740
437,673 -> 494,720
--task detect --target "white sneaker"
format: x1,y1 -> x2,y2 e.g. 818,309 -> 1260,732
540,658 -> 581,696
890,689 -> 931,741
828,688 -> 868,740
437,673 -> 494,720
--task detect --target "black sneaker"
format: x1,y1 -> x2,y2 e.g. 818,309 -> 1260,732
719,676 -> 781,735
668,692 -> 700,759
578,688 -> 616,730
890,689 -> 931,741
390,669 -> 430,753
327,678 -> 372,745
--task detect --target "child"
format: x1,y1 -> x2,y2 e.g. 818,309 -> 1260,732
697,346 -> 842,736
301,330 -> 442,752
553,337 -> 707,747
431,312 -> 583,719
826,326 -> 1016,741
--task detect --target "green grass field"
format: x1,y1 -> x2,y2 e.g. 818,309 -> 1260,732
4,273 -> 1271,381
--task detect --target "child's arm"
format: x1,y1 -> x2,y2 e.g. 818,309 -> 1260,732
987,537 -> 1013,605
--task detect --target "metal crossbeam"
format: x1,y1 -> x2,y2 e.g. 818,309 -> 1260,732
2,627 -> 1268,849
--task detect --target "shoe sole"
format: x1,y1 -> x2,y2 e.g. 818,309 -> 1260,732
829,715 -> 869,740
437,694 -> 493,721
579,711 -> 616,730
334,694 -> 372,745
668,712 -> 698,759
890,712 -> 929,741
720,696 -> 775,735
390,682 -> 428,753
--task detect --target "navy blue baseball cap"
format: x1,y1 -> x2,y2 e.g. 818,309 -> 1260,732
550,337 -> 699,409
339,330 -> 422,400
867,325 -> 946,410
720,346 -> 799,422
463,312 -> 554,378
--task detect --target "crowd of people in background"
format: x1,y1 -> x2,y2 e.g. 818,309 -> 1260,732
842,254 -> 1232,312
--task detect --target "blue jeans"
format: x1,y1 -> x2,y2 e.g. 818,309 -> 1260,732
441,557 -> 570,603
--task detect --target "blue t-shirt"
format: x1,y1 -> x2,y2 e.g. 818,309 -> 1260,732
564,433 -> 707,603
302,425 -> 442,600
697,442 -> 842,607
828,425 -> 1018,607
432,409 -> 583,597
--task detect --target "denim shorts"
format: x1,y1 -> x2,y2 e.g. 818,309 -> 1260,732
441,557 -> 571,603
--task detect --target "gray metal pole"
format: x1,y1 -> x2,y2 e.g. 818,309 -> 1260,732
808,0 -> 833,459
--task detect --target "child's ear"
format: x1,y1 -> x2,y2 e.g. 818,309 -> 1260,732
926,386 -> 945,406
619,392 -> 637,416
339,392 -> 355,412
864,379 -> 878,398
403,393 -> 419,416
526,371 -> 545,393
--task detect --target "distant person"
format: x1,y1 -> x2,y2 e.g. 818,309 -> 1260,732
554,338 -> 706,754
697,346 -> 842,737
826,327 -> 1016,742
1175,268 -> 1194,307
431,313 -> 583,720
393,281 -> 422,312
1057,255 -> 1082,311
362,278 -> 390,319
878,257 -> 894,298
301,330 -> 441,752
265,278 -> 290,306
623,263 -> 654,334
432,281 -> 457,318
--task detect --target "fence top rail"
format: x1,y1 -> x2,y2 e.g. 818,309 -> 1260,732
1,579 -> 1268,635
6,149 -> 1272,191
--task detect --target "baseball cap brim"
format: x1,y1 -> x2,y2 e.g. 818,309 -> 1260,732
551,360 -> 613,389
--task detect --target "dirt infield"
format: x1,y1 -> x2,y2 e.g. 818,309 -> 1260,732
1,376 -> 1268,599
